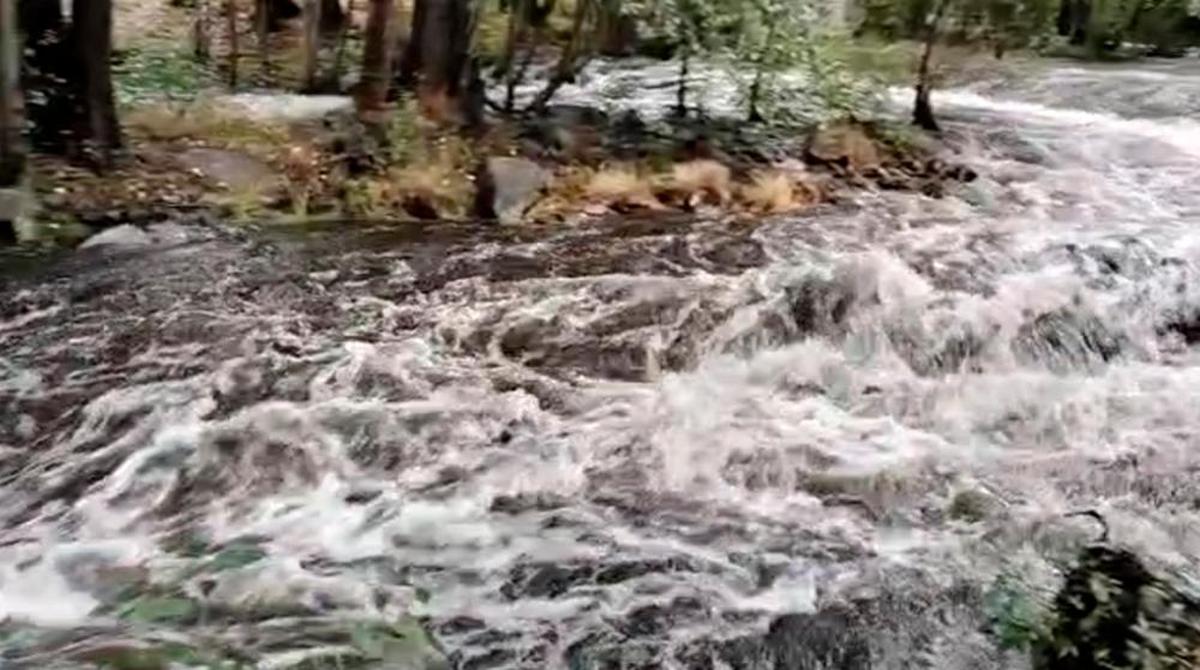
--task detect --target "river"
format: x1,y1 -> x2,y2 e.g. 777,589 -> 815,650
2,59 -> 1200,668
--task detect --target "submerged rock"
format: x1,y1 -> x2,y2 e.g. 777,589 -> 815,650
766,607 -> 872,670
79,224 -> 152,249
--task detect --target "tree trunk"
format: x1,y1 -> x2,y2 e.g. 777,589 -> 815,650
20,0 -> 72,152
334,0 -> 355,81
72,0 -> 122,166
0,0 -> 25,241
528,0 -> 592,113
255,0 -> 271,79
225,0 -> 240,88
597,0 -> 633,55
194,0 -> 211,61
912,0 -> 948,132
673,47 -> 689,117
358,0 -> 394,114
302,0 -> 322,91
406,0 -> 476,121
321,0 -> 344,31
748,67 -> 764,122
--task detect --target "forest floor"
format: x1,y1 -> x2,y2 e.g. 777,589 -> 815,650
22,0 -> 994,247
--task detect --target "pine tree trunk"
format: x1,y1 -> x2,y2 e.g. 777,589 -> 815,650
0,0 -> 25,240
255,0 -> 271,79
912,0 -> 948,132
225,0 -> 240,88
358,0 -> 394,113
302,0 -> 322,91
194,0 -> 211,61
334,0 -> 355,81
72,0 -> 122,167
20,0 -> 71,152
673,48 -> 689,117
529,0 -> 592,113
321,0 -> 344,32
406,0 -> 476,120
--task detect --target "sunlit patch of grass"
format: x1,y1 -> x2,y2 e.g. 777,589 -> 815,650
125,102 -> 292,151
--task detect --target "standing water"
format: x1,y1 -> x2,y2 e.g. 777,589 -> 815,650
3,60 -> 1200,668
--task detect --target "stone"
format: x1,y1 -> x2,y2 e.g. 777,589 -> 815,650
766,607 -> 872,670
474,157 -> 549,225
177,148 -> 280,191
806,122 -> 882,170
79,224 -> 152,249
948,488 -> 1001,522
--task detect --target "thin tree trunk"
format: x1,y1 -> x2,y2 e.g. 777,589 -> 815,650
913,0 -> 948,132
528,0 -> 592,113
225,0 -> 240,88
194,0 -> 211,61
358,0 -> 394,113
673,47 -> 689,117
256,0 -> 271,80
20,0 -> 71,152
72,0 -> 122,167
334,0 -> 356,82
748,67 -> 764,122
302,0 -> 322,91
499,0 -> 530,113
0,0 -> 21,185
0,0 -> 25,241
397,0 -> 427,87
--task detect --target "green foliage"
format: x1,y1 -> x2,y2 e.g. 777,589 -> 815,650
113,46 -> 218,106
985,574 -> 1051,650
985,546 -> 1200,669
386,101 -> 423,166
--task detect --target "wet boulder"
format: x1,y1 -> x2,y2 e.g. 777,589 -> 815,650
474,157 -> 549,225
766,607 -> 872,670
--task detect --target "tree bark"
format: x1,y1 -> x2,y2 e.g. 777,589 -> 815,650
255,0 -> 271,79
0,0 -> 23,240
19,0 -> 71,152
194,0 -> 211,61
321,0 -> 344,31
225,0 -> 240,88
358,0 -> 394,113
302,0 -> 322,91
404,0 -> 476,121
913,0 -> 948,132
72,0 -> 122,166
333,0 -> 355,80
673,47 -> 689,117
528,0 -> 593,113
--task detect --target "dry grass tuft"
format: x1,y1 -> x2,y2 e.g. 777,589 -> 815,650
585,166 -> 663,210
668,160 -> 732,206
739,171 -> 797,214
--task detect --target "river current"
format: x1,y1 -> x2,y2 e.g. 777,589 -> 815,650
2,59 -> 1200,668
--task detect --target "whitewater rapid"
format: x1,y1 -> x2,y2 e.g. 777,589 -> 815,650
3,59 -> 1200,668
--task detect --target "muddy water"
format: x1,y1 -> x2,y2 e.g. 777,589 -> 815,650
4,60 -> 1200,669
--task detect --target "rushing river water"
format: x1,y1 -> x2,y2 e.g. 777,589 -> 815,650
3,59 -> 1200,669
